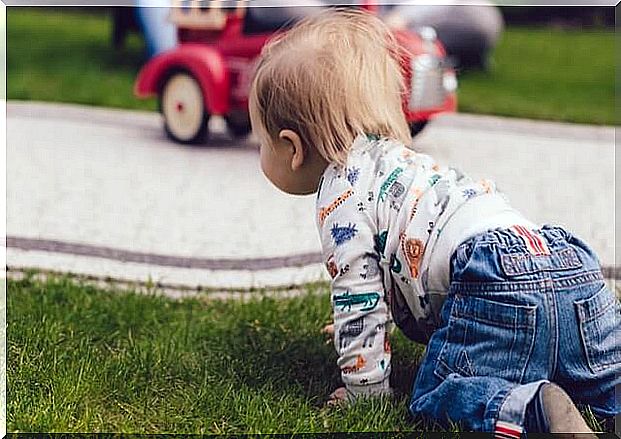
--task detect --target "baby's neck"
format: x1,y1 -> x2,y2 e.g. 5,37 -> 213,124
297,154 -> 329,195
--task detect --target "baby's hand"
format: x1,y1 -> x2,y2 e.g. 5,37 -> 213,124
327,385 -> 394,407
327,387 -> 349,406
321,322 -> 334,344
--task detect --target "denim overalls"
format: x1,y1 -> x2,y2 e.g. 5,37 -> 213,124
409,225 -> 620,433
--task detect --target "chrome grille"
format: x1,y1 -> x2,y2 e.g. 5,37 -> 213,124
409,54 -> 448,111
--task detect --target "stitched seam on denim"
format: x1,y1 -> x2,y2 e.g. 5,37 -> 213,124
579,322 -> 618,372
579,301 -> 621,372
551,270 -> 604,291
575,300 -> 596,374
453,312 -> 532,330
456,350 -> 476,377
518,310 -> 537,384
581,298 -> 615,323
451,278 -> 549,293
549,274 -> 559,381
584,329 -> 610,373
555,269 -> 603,283
509,312 -> 520,381
589,355 -> 619,371
455,355 -> 471,377
433,299 -> 459,379
454,295 -> 537,327
435,358 -> 454,378
501,249 -> 582,278
446,300 -> 535,382
459,309 -> 472,376
451,270 -> 603,294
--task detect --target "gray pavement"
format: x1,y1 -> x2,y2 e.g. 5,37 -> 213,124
6,101 -> 617,290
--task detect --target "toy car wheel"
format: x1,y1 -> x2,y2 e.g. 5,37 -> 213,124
409,121 -> 428,137
225,110 -> 252,138
160,71 -> 210,144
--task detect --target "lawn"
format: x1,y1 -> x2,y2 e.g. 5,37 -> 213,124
7,274 -> 425,434
7,8 -> 617,125
458,27 -> 616,125
7,8 -> 156,112
6,273 -> 612,434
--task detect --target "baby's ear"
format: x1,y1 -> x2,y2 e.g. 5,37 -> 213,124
279,129 -> 305,171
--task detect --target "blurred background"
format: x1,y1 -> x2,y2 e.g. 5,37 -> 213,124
7,4 -> 615,124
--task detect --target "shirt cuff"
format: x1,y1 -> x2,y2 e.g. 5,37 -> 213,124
346,378 -> 393,399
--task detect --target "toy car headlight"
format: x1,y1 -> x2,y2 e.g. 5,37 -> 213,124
418,26 -> 438,43
443,71 -> 458,93
409,54 -> 445,110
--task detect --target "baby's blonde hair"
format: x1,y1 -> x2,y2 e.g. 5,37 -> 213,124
249,8 -> 411,165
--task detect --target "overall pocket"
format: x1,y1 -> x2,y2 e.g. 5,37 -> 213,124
434,294 -> 537,383
575,285 -> 621,374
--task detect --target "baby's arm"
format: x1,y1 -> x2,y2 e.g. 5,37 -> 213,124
318,186 -> 392,400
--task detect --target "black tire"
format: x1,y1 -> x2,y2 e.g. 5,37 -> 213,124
410,120 -> 429,138
225,110 -> 252,138
159,71 -> 210,145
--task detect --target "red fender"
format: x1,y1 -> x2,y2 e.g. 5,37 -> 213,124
360,1 -> 378,13
134,43 -> 230,115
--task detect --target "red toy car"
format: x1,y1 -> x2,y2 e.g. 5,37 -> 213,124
134,1 -> 457,144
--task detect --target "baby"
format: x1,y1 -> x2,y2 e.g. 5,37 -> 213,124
248,9 -> 619,436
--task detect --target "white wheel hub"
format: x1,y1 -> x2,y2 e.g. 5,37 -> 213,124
162,73 -> 205,141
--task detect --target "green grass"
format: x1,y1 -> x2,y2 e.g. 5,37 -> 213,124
458,27 -> 616,125
7,273 -> 613,434
7,8 -> 616,125
7,274 -> 429,434
7,8 -> 156,112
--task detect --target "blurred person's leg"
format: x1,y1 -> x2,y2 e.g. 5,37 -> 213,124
135,1 -> 177,58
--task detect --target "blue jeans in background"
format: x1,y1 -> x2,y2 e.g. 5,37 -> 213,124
409,225 -> 620,433
135,1 -> 177,58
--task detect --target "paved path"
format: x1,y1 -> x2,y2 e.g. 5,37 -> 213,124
6,101 -> 617,290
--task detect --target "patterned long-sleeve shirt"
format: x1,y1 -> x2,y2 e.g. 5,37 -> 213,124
316,134 -> 534,397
